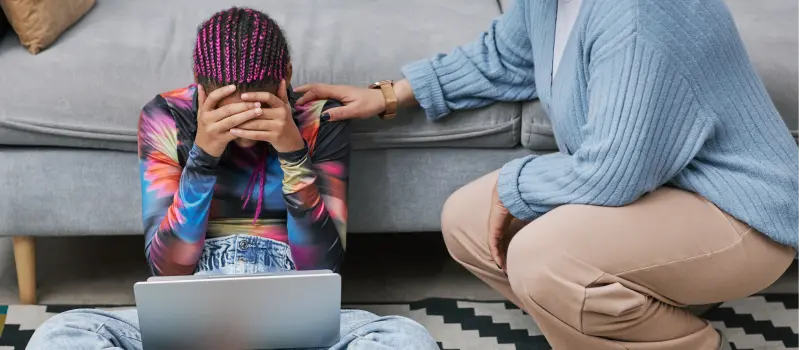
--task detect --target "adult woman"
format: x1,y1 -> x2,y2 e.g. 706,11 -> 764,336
27,8 -> 438,350
296,0 -> 798,349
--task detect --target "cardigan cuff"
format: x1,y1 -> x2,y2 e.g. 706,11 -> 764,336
401,58 -> 450,121
497,155 -> 539,221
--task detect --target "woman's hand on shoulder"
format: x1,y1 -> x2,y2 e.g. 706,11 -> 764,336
293,83 -> 386,121
234,80 -> 305,153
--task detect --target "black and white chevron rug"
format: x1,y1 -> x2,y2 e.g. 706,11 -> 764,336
0,294 -> 795,350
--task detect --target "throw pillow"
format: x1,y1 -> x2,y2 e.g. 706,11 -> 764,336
0,0 -> 95,54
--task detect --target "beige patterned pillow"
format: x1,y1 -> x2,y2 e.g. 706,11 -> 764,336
1,0 -> 95,54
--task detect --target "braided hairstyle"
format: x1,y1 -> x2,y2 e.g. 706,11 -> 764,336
194,7 -> 290,93
193,8 -> 291,224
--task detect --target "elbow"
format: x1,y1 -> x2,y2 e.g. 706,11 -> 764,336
144,241 -> 163,276
602,192 -> 641,207
298,245 -> 344,273
144,245 -> 159,276
570,160 -> 657,207
148,261 -> 197,277
145,253 -> 165,277
148,262 -> 162,277
145,246 -> 196,277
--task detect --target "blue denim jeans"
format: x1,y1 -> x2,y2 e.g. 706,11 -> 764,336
27,235 -> 438,350
194,235 -> 297,274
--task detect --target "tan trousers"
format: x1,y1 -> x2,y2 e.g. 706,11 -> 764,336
441,171 -> 795,350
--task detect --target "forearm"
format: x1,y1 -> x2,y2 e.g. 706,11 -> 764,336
278,147 -> 346,271
399,0 -> 535,120
146,145 -> 218,275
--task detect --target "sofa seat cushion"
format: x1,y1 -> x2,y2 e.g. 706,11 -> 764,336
0,146 -> 537,236
0,0 -> 519,152
520,100 -> 556,151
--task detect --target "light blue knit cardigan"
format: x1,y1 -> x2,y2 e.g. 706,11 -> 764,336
402,0 -> 798,248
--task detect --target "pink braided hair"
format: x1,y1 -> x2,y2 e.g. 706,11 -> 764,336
192,7 -> 292,224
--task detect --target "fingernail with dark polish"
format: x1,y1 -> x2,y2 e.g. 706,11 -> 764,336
320,113 -> 330,121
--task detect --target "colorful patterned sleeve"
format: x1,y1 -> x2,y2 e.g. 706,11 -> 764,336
279,100 -> 350,271
138,96 -> 218,276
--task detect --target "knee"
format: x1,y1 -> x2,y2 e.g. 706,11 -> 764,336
505,205 -> 599,303
28,309 -> 102,349
28,309 -> 139,350
506,232 -> 565,307
505,223 -> 647,336
341,310 -> 438,350
505,224 -> 593,331
33,309 -> 98,331
440,186 -> 466,238
440,188 -> 475,263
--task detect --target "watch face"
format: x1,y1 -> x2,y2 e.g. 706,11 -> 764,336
369,80 -> 392,89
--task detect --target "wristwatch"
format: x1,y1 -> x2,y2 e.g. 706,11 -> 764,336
368,80 -> 397,120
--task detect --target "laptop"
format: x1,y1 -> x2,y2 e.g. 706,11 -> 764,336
133,270 -> 341,349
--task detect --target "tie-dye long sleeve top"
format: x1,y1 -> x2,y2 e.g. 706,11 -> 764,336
137,84 -> 349,276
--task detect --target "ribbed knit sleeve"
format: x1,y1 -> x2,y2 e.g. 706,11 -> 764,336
498,34 -> 716,220
401,0 -> 537,121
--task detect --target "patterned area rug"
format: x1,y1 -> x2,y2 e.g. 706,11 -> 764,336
0,295 -> 795,350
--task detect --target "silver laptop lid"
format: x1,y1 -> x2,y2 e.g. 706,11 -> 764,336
135,271 -> 340,349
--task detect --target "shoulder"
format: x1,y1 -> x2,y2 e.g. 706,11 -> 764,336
588,0 -> 733,25
586,0 -> 742,67
294,99 -> 350,158
295,99 -> 350,139
634,0 -> 739,43
159,84 -> 197,110
141,84 -> 196,121
586,0 -> 737,40
140,84 -> 199,131
139,94 -> 175,135
139,85 -> 196,152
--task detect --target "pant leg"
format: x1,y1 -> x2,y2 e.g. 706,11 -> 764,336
505,187 -> 795,350
440,170 -> 526,307
441,171 -> 795,350
27,308 -> 142,350
27,308 -> 433,350
329,309 -> 438,350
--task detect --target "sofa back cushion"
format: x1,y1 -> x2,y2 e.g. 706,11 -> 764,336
0,0 -> 520,151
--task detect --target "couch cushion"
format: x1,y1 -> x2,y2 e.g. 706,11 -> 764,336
520,100 -> 557,151
0,0 -> 517,152
0,146 -> 537,236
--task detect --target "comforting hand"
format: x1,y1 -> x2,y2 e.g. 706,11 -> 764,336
233,80 -> 305,153
293,83 -> 386,121
195,85 -> 263,157
488,180 -> 526,274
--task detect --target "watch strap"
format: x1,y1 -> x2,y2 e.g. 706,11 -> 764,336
369,80 -> 397,120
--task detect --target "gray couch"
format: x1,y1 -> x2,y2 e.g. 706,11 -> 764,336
0,0 -> 796,303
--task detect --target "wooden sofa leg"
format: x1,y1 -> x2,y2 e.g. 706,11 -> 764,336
12,237 -> 37,304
